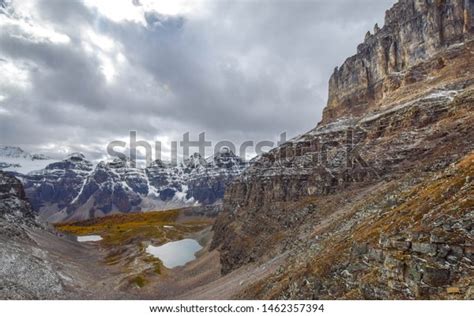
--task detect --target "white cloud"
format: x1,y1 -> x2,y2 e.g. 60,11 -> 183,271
141,0 -> 208,17
98,54 -> 118,82
0,60 -> 30,89
0,94 -> 10,115
83,0 -> 144,23
0,1 -> 70,44
83,0 -> 208,25
85,29 -> 116,52
0,0 -> 396,160
81,29 -> 124,83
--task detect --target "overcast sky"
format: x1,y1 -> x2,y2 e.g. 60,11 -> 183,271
0,0 -> 395,161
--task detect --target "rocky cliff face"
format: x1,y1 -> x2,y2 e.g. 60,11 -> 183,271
211,0 -> 474,299
232,152 -> 474,299
323,0 -> 473,123
22,150 -> 247,222
0,171 -> 34,224
0,171 -> 65,299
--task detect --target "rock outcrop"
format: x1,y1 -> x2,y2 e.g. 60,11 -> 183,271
233,154 -> 474,299
323,0 -> 473,123
211,0 -> 474,299
0,171 -> 65,299
0,171 -> 34,224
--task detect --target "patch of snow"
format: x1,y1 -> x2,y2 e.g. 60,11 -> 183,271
145,169 -> 160,198
424,89 -> 459,101
448,42 -> 465,49
77,235 -> 102,242
361,89 -> 459,123
69,169 -> 94,204
173,184 -> 189,201
311,117 -> 356,136
57,271 -> 73,283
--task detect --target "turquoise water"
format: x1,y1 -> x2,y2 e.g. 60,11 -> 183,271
146,239 -> 202,268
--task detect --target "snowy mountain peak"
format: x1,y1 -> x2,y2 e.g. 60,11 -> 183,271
183,153 -> 207,169
149,159 -> 170,169
209,148 -> 245,169
44,153 -> 92,172
0,146 -> 55,174
0,146 -> 52,160
107,157 -> 129,169
0,146 -> 30,159
66,152 -> 86,160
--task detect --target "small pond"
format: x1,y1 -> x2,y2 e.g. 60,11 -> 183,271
146,239 -> 202,269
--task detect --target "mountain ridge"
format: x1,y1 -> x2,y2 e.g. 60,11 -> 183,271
21,150 -> 247,222
0,146 -> 51,160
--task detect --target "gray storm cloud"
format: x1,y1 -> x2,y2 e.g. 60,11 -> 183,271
0,0 -> 395,160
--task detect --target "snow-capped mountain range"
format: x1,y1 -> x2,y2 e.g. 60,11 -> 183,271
0,146 -> 56,174
0,146 -> 52,160
16,149 -> 247,222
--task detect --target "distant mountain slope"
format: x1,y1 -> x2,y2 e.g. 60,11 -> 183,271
0,146 -> 51,160
0,146 -> 55,174
0,146 -> 31,159
22,150 -> 247,222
